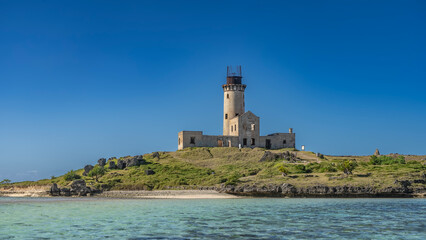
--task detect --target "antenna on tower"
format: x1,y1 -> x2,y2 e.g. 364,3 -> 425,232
226,65 -> 243,84
226,65 -> 242,77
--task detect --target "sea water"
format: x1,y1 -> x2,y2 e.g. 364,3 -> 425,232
0,197 -> 425,239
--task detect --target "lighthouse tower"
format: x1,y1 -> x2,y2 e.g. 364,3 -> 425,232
223,66 -> 246,135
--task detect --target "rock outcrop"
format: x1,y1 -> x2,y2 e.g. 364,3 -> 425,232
49,180 -> 100,197
50,183 -> 60,196
116,156 -> 146,169
117,160 -> 126,169
83,165 -> 94,176
214,180 -> 426,197
109,161 -> 117,169
98,158 -> 106,167
70,179 -> 92,196
259,151 -> 300,162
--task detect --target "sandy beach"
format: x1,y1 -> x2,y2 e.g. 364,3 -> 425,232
97,190 -> 239,199
0,186 -> 239,199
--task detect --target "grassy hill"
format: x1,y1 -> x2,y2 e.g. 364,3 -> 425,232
8,147 -> 426,191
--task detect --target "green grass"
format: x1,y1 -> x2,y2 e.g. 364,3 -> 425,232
5,148 -> 426,190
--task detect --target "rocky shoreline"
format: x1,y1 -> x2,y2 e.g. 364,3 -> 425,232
2,178 -> 425,198
217,183 -> 426,198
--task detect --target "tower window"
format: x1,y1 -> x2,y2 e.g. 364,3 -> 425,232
243,138 -> 247,146
190,137 -> 195,144
251,124 -> 256,131
235,124 -> 237,131
227,94 -> 229,99
283,140 -> 287,144
225,114 -> 228,119
231,126 -> 233,132
178,138 -> 181,145
251,138 -> 255,145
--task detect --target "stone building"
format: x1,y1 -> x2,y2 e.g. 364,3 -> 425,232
178,66 -> 295,150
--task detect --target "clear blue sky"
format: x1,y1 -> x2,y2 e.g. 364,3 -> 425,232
1,0 -> 425,182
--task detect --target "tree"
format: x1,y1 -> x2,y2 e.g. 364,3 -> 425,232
0,179 -> 11,185
88,166 -> 105,182
277,165 -> 290,176
337,160 -> 357,175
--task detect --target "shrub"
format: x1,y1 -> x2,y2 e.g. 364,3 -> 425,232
64,170 -> 81,181
318,162 -> 337,173
369,155 -> 406,165
277,165 -> 290,176
88,166 -> 106,182
337,160 -> 357,175
294,165 -> 311,173
0,179 -> 11,185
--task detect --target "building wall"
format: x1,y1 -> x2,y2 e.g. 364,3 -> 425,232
178,131 -> 295,150
258,133 -> 296,149
178,131 -> 239,150
178,131 -> 203,150
228,116 -> 239,136
238,112 -> 260,147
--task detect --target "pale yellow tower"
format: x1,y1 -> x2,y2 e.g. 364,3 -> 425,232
223,66 -> 246,135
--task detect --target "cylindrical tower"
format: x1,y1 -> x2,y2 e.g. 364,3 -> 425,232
223,66 -> 246,135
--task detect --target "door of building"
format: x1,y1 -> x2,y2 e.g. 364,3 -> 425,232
266,139 -> 271,149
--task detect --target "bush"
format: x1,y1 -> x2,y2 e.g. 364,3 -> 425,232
337,160 -> 357,175
0,179 -> 11,185
277,165 -> 289,176
294,164 -> 311,173
64,170 -> 81,181
318,162 -> 337,173
369,155 -> 406,165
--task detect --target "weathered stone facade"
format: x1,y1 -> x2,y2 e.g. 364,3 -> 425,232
178,67 -> 295,150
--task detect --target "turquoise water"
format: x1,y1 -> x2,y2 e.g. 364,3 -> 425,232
0,198 -> 425,239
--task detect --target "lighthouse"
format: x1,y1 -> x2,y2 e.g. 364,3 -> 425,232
222,66 -> 246,135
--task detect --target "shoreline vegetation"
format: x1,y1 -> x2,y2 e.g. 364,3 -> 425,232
1,147 -> 425,198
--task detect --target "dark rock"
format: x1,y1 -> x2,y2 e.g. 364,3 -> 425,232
126,155 -> 145,167
259,151 -> 276,162
281,183 -> 297,194
83,165 -> 94,176
145,169 -> 155,175
99,184 -> 111,191
60,188 -> 70,196
413,179 -> 426,184
152,152 -> 160,159
260,151 -> 300,162
395,180 -> 411,188
98,158 -> 106,167
126,158 -> 139,167
108,157 -> 116,161
70,179 -> 91,196
50,183 -> 60,196
117,160 -> 126,169
108,161 -> 117,169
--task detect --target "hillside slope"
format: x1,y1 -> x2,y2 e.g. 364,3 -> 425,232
6,147 -> 425,197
